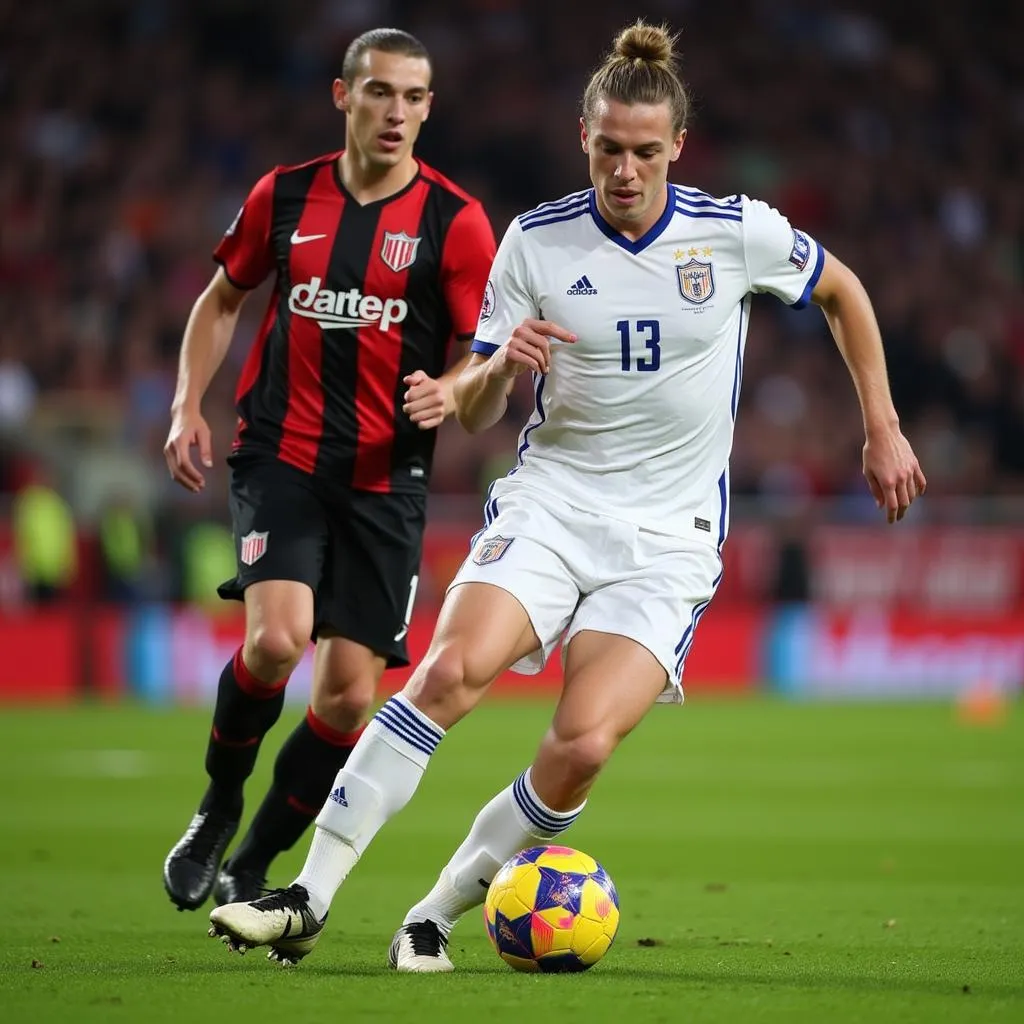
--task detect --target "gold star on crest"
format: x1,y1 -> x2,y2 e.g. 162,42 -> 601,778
675,246 -> 714,261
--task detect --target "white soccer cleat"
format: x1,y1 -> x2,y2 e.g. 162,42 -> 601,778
388,921 -> 455,973
208,884 -> 326,965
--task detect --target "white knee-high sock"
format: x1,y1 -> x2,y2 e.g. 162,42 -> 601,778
294,694 -> 445,920
403,767 -> 586,935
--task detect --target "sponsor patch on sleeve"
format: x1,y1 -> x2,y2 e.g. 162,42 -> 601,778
480,279 -> 496,321
788,229 -> 811,270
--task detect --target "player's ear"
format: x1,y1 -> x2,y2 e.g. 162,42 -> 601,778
580,117 -> 589,153
422,90 -> 434,122
332,78 -> 350,113
671,128 -> 687,161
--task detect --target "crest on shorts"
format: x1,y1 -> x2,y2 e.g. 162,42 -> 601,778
677,258 -> 715,304
472,534 -> 514,566
240,530 -> 268,566
380,231 -> 421,273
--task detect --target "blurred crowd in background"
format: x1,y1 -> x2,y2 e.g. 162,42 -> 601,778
0,0 -> 1022,607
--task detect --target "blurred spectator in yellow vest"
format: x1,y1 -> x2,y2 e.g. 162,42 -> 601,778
98,493 -> 153,603
180,520 -> 236,613
11,463 -> 77,603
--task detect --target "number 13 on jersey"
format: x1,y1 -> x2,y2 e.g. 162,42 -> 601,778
617,319 -> 661,372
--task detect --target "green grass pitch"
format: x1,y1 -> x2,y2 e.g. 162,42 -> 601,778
1,696 -> 1022,1023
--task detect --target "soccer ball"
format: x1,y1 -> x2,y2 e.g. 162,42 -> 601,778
483,845 -> 620,972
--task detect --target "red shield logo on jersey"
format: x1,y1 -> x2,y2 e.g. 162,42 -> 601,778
240,530 -> 268,566
677,258 -> 715,304
380,231 -> 421,273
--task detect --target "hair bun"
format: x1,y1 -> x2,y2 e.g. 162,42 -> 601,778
614,21 -> 676,65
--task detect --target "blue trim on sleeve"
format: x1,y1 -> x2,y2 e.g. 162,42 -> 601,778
791,241 -> 825,309
470,339 -> 499,356
520,206 -> 590,232
674,206 -> 743,222
517,189 -> 593,227
674,185 -> 742,210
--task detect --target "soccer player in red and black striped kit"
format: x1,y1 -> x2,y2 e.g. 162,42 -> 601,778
162,28 -> 496,912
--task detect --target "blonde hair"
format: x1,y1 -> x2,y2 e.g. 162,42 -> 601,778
582,21 -> 690,134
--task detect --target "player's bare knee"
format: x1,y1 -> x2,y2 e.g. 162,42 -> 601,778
405,640 -> 490,720
407,644 -> 466,699
312,674 -> 375,732
246,621 -> 309,679
548,729 -> 616,787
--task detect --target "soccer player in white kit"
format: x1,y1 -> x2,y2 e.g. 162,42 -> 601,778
209,20 -> 927,969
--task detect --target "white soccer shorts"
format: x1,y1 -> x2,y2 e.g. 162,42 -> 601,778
448,484 -> 722,703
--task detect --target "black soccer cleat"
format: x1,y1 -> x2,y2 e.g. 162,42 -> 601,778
163,810 -> 240,911
209,884 -> 326,965
213,860 -> 267,907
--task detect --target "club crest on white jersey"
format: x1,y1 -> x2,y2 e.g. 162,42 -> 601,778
677,258 -> 715,304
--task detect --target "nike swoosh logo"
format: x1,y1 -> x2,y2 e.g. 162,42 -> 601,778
291,230 -> 327,245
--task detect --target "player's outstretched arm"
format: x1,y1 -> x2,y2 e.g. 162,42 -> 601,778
811,252 -> 927,523
454,319 -> 576,434
164,268 -> 248,493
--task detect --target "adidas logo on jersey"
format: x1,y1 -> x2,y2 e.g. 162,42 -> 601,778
566,275 -> 597,296
288,276 -> 409,331
329,786 -> 348,806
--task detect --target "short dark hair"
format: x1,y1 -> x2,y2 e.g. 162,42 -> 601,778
341,28 -> 432,83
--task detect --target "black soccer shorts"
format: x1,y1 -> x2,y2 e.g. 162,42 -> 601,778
217,453 -> 425,667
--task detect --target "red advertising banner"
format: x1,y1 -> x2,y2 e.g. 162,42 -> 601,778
168,604 -> 761,705
0,603 -> 763,703
696,525 -> 1024,613
0,609 -> 80,701
808,527 -> 1024,613
0,608 -> 124,701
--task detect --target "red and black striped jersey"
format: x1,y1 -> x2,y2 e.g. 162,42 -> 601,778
214,152 -> 496,493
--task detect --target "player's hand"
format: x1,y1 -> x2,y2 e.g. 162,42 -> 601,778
403,370 -> 447,430
863,426 -> 926,524
164,406 -> 214,493
491,319 -> 577,379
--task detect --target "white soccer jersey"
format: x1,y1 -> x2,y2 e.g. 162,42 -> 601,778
472,184 -> 824,546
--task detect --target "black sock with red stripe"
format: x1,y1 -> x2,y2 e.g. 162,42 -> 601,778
228,707 -> 365,876
200,648 -> 288,817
